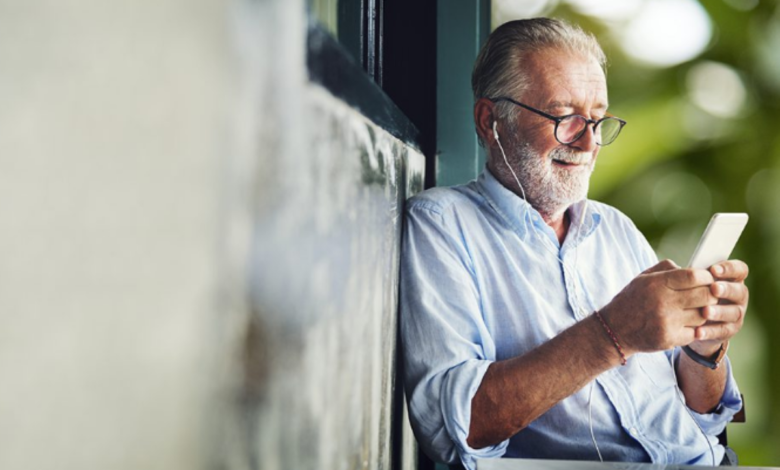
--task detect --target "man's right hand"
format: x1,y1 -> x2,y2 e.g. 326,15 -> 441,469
601,259 -> 718,355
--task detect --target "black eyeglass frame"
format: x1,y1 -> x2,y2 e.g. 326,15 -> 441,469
489,97 -> 627,146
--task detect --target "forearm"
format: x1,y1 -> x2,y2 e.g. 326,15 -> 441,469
676,350 -> 727,413
466,314 -> 623,449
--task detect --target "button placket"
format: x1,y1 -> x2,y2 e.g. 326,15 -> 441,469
560,254 -> 583,320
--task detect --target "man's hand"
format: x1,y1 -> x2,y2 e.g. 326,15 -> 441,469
601,259 -> 749,358
601,259 -> 719,355
688,260 -> 749,356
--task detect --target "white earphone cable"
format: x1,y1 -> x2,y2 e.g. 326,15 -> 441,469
588,382 -> 604,462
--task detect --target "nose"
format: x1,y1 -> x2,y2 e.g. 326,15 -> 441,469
570,123 -> 599,152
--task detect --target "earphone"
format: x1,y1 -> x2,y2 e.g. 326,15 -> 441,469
491,119 -> 717,466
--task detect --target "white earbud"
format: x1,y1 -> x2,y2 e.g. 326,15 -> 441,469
492,121 -> 499,141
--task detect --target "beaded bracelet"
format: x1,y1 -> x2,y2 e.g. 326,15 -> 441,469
593,310 -> 627,366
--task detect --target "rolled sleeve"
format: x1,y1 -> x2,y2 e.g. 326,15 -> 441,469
687,356 -> 743,436
400,201 -> 508,469
440,359 -> 509,468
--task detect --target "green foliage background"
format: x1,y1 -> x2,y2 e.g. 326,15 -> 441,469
514,1 -> 780,465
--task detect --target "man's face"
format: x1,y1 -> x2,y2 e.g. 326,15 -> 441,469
494,50 -> 608,219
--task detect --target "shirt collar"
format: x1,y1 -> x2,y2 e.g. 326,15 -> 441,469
475,167 -> 601,243
567,198 -> 601,248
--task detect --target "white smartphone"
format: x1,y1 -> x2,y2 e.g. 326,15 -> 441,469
687,213 -> 749,269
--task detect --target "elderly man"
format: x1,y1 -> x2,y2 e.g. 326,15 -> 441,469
400,18 -> 747,469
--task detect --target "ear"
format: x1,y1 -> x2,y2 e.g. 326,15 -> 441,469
474,98 -> 497,147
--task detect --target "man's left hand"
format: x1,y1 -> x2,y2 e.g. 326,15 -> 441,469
689,259 -> 749,356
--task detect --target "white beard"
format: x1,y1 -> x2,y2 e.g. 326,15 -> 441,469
498,140 -> 594,220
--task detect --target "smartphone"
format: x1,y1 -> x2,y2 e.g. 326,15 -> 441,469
687,213 -> 749,269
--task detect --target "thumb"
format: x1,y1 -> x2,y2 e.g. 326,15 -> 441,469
641,259 -> 679,275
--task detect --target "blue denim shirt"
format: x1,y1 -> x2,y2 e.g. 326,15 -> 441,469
400,169 -> 742,470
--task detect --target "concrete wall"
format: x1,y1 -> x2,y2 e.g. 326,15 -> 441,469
0,0 -> 423,468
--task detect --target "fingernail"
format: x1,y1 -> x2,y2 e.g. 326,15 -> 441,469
713,265 -> 724,276
712,283 -> 723,296
699,330 -> 707,340
704,306 -> 714,320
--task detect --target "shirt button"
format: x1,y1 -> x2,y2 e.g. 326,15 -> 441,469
629,427 -> 638,437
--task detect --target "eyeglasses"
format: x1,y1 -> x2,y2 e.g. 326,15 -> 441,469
489,97 -> 627,146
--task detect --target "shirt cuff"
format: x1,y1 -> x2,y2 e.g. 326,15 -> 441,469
440,359 -> 510,470
687,356 -> 743,436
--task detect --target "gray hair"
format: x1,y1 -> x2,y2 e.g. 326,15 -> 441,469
472,18 -> 607,142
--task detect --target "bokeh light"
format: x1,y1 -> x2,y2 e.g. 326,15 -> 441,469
724,0 -> 759,12
686,61 -> 747,118
619,0 -> 712,67
681,101 -> 731,141
492,0 -> 558,26
565,0 -> 643,23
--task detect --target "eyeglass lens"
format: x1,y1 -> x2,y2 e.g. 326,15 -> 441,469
557,116 -> 623,146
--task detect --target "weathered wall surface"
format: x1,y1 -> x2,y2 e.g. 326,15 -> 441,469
0,0 -> 422,469
221,82 -> 425,469
219,1 -> 424,468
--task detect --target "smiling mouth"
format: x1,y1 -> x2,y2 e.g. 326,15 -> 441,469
552,159 -> 585,167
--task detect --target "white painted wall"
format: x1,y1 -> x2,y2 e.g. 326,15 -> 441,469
0,0 -> 233,468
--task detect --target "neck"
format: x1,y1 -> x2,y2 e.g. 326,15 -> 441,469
541,209 -> 570,244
